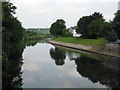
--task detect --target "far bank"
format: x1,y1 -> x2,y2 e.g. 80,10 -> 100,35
48,38 -> 120,58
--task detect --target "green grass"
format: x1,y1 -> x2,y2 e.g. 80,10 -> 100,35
52,37 -> 107,46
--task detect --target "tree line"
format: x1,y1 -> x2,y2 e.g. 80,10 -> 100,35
50,11 -> 120,42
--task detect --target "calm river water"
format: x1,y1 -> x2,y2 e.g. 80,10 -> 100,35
2,40 -> 120,89
21,40 -> 120,88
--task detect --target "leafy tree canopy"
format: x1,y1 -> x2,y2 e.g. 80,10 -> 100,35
76,12 -> 104,38
88,19 -> 117,41
76,12 -> 117,42
50,19 -> 66,36
2,2 -> 25,43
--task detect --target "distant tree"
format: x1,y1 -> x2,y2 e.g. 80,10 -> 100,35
50,19 -> 66,36
113,10 -> 120,39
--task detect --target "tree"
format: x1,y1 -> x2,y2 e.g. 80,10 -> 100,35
87,19 -> 105,39
2,2 -> 26,89
62,28 -> 73,37
76,15 -> 93,38
88,19 -> 117,41
92,12 -> 103,20
76,12 -> 104,38
2,2 -> 25,43
104,30 -> 117,42
50,19 -> 66,36
100,22 -> 117,42
113,10 -> 120,39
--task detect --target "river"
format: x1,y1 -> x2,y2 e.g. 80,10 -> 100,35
2,40 -> 120,89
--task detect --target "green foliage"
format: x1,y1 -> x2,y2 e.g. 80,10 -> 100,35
77,12 -> 104,38
99,22 -> 117,42
2,2 -> 25,43
27,28 -> 50,35
113,10 -> 120,39
2,2 -> 26,88
50,19 -> 66,36
62,28 -> 73,37
88,19 -> 105,39
76,16 -> 93,38
77,12 -> 117,42
104,30 -> 117,42
25,30 -> 37,39
88,19 -> 117,41
25,30 -> 51,40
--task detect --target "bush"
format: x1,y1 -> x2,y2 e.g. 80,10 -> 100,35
62,29 -> 73,37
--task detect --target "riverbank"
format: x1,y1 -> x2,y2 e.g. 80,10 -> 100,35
48,40 -> 120,58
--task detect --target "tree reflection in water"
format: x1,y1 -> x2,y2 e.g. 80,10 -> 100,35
50,46 -> 120,89
67,51 -> 120,89
74,56 -> 120,89
2,40 -> 40,89
50,47 -> 66,66
2,42 -> 25,89
2,41 -> 120,89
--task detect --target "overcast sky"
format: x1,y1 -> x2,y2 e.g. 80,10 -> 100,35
10,0 -> 120,28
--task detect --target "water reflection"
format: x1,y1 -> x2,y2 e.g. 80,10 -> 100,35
2,42 -> 25,89
50,47 -> 66,66
2,40 -> 120,89
49,46 -> 120,89
74,56 -> 120,89
2,40 -> 41,89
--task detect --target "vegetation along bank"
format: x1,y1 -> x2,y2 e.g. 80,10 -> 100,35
48,39 -> 120,58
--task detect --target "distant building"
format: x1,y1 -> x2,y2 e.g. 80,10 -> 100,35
69,27 -> 82,37
119,1 -> 120,10
72,30 -> 82,37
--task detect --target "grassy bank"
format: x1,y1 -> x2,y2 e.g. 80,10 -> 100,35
52,37 -> 107,46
